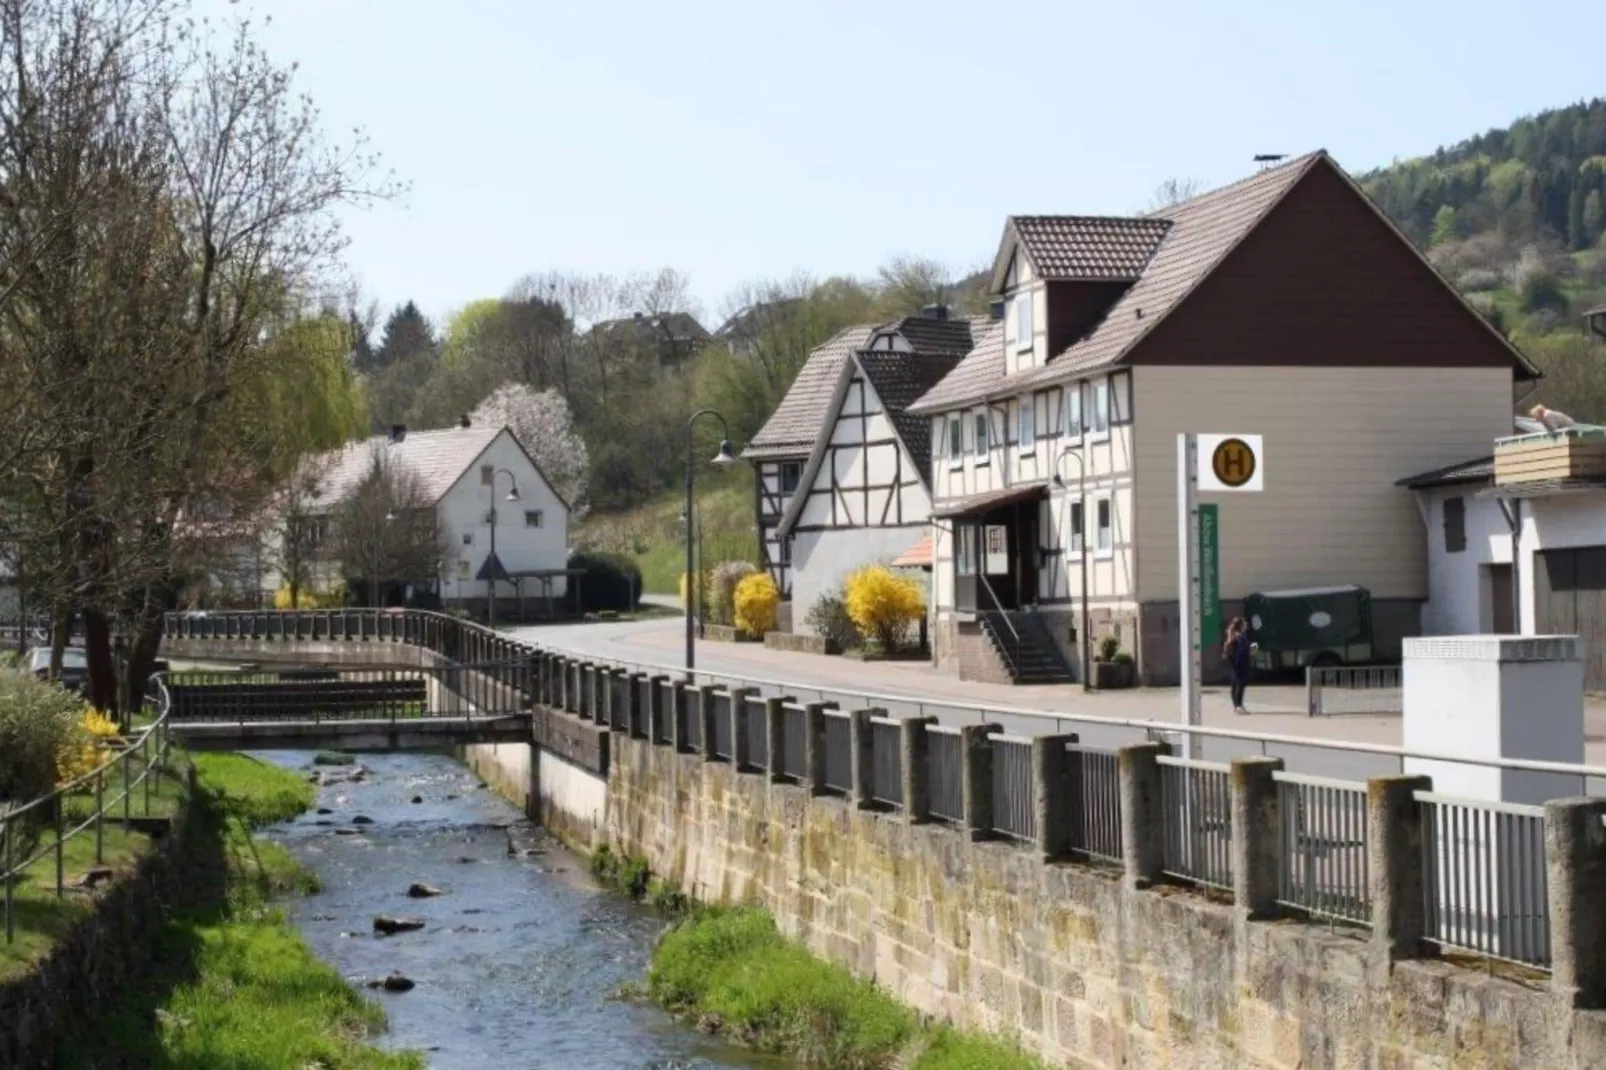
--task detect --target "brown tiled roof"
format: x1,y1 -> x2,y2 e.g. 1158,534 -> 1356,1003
1011,215 -> 1172,280
745,316 -> 985,461
744,325 -> 878,459
910,153 -> 1325,415
855,349 -> 967,482
905,320 -> 1005,415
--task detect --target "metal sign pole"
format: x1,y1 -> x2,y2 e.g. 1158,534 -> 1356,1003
1178,433 -> 1202,761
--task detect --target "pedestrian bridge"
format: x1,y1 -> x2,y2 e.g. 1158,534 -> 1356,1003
164,663 -> 533,751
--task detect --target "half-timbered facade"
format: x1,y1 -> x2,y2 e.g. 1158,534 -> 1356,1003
745,310 -> 978,614
910,151 -> 1539,686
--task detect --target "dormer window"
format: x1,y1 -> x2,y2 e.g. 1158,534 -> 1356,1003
1015,293 -> 1033,352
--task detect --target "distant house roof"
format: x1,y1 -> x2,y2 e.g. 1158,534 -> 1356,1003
592,311 -> 709,350
744,314 -> 985,462
1002,215 -> 1172,284
713,298 -> 805,340
911,151 -> 1540,416
305,425 -> 505,511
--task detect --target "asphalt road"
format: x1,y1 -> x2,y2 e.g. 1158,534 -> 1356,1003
502,606 -> 1587,786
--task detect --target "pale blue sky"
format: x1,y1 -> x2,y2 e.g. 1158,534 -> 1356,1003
216,0 -> 1601,327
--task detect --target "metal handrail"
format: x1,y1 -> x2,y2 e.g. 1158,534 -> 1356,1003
161,608 -> 1606,783
975,574 -> 1022,644
3,677 -> 176,943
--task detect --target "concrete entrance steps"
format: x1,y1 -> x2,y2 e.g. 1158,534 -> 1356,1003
978,610 -> 1075,685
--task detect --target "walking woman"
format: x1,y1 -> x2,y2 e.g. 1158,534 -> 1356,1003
1222,617 -> 1256,715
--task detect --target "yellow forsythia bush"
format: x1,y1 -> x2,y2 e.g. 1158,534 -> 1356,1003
57,709 -> 117,786
843,566 -> 925,652
733,572 -> 780,637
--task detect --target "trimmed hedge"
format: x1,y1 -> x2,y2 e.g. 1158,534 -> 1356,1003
566,550 -> 643,613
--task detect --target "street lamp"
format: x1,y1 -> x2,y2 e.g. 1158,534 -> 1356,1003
685,409 -> 735,674
485,469 -> 521,630
1053,446 -> 1093,693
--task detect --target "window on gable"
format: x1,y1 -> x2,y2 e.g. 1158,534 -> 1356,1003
1093,380 -> 1110,435
1443,496 -> 1467,554
779,463 -> 801,493
1015,293 -> 1033,351
973,411 -> 990,459
524,510 -> 544,529
947,416 -> 963,463
462,532 -> 473,546
480,464 -> 493,486
1017,397 -> 1035,450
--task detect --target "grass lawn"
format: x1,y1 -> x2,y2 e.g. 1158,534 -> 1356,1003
648,905 -> 1049,1070
51,751 -> 420,1069
577,473 -> 757,594
0,749 -> 189,980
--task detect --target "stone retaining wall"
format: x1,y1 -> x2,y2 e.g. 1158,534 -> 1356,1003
603,733 -> 1606,1070
0,769 -> 198,1069
763,631 -> 832,656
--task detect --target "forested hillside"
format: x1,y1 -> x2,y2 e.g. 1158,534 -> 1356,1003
1362,99 -> 1606,419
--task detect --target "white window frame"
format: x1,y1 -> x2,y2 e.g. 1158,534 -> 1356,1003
1015,291 -> 1034,353
1067,498 -> 1085,554
1017,397 -> 1035,454
1091,379 -> 1111,441
524,509 -> 544,529
947,415 -> 963,469
1065,383 -> 1084,440
1094,496 -> 1114,557
973,410 -> 990,464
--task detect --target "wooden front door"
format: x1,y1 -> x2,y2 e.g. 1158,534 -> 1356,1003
1535,546 -> 1606,690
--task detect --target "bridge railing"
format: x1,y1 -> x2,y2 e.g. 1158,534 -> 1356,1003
3,679 -> 176,944
161,609 -> 1606,988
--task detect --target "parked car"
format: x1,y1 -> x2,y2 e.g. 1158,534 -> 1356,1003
25,645 -> 88,693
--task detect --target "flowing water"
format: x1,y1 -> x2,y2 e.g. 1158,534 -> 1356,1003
259,750 -> 784,1070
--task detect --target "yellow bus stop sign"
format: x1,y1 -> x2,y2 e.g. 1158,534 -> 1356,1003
1198,433 -> 1264,493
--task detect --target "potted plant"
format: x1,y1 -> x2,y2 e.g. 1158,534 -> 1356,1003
1094,636 -> 1136,689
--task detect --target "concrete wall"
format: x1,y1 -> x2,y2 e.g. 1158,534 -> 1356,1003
1417,486 -> 1512,635
791,526 -> 926,631
604,733 -> 1606,1070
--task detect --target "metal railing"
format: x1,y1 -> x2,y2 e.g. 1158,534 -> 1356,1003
780,704 -> 808,783
164,661 -> 529,725
990,734 -> 1035,841
4,680 -> 176,943
740,696 -> 767,771
870,716 -> 902,809
710,690 -> 734,761
1068,744 -> 1123,863
162,608 -> 1606,793
927,726 -> 964,824
821,711 -> 852,796
1306,665 -> 1403,717
1159,756 -> 1234,891
1274,772 -> 1371,925
1418,791 -> 1551,969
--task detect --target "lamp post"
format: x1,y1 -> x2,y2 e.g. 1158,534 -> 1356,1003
373,511 -> 395,610
685,409 -> 736,674
1053,446 -> 1093,693
485,468 -> 522,630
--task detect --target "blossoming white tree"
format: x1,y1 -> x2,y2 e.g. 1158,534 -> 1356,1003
471,383 -> 590,519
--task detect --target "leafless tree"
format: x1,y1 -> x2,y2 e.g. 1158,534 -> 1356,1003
1147,176 -> 1203,213
329,450 -> 449,607
261,457 -> 334,608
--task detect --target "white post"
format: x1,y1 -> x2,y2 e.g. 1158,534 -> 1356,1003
1178,434 -> 1202,761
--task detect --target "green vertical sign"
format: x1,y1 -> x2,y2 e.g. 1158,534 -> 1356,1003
1198,504 -> 1221,649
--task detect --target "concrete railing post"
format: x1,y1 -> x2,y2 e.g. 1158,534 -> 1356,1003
804,702 -> 829,795
1034,733 -> 1079,862
730,686 -> 758,769
1546,797 -> 1606,1009
764,697 -> 788,782
1367,774 -> 1431,962
1117,742 -> 1168,889
850,708 -> 879,810
962,724 -> 1001,841
1230,756 -> 1285,919
670,681 -> 690,753
698,685 -> 719,762
901,716 -> 938,823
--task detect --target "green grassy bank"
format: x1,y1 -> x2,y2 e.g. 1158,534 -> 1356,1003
588,839 -> 1049,1070
57,752 -> 420,1070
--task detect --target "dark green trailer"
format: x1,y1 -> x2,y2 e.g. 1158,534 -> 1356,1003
1244,584 -> 1374,672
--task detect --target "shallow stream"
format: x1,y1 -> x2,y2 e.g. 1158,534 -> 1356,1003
260,750 -> 782,1070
